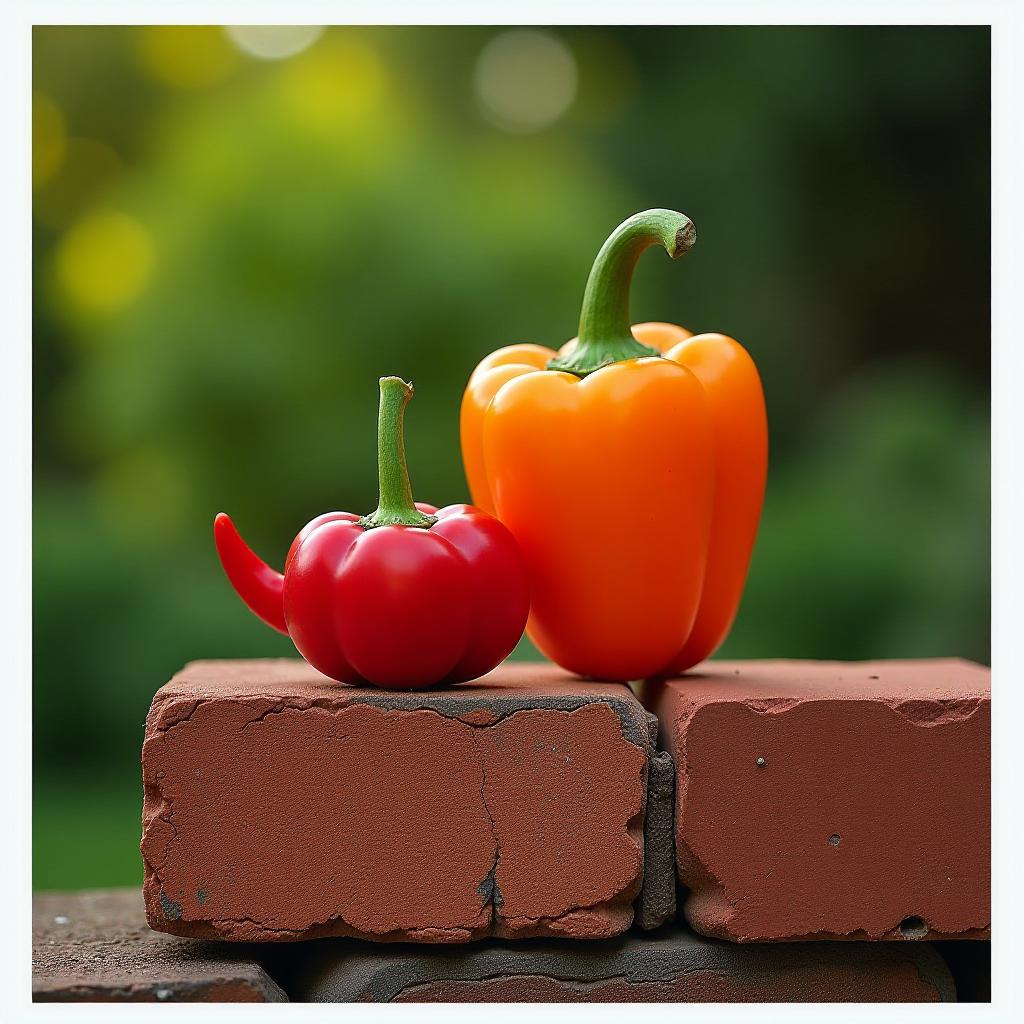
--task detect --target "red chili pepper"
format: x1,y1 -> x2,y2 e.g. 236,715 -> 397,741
214,377 -> 529,689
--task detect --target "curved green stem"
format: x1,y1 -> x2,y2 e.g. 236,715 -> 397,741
548,209 -> 696,377
359,377 -> 437,530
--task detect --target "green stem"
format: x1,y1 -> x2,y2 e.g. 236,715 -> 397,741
548,209 -> 696,377
359,377 -> 437,530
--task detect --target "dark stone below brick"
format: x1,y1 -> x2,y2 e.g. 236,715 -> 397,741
283,924 -> 956,1002
33,889 -> 286,1002
636,741 -> 676,929
936,941 -> 991,1002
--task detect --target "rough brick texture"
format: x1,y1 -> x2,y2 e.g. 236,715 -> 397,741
636,745 -> 676,929
285,925 -> 956,1002
33,889 -> 286,1002
142,660 -> 665,943
641,659 -> 990,943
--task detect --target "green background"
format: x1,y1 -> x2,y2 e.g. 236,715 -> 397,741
33,25 -> 990,889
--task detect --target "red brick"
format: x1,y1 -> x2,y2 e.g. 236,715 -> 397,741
142,660 -> 663,943
32,889 -> 285,1002
285,924 -> 956,1001
640,659 -> 990,942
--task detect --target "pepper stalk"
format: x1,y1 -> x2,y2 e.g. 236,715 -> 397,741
359,376 -> 437,530
548,208 -> 696,378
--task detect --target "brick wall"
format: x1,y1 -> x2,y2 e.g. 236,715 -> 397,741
34,657 -> 990,1002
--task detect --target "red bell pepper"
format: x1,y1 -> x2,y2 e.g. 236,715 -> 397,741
214,376 -> 529,689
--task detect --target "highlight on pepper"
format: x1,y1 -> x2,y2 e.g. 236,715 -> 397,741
215,376 -> 530,689
461,208 -> 768,682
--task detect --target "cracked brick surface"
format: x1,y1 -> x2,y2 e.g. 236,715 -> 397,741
142,659 -> 655,943
33,889 -> 286,1002
640,659 -> 990,943
284,923 -> 956,1002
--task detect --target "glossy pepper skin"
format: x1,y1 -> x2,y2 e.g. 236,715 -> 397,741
461,210 -> 767,681
216,377 -> 529,689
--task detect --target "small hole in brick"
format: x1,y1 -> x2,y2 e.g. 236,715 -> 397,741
899,916 -> 928,939
828,834 -> 841,846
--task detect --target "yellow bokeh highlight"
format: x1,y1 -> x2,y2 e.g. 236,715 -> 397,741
277,35 -> 386,134
33,91 -> 66,188
136,26 -> 239,89
55,211 -> 154,316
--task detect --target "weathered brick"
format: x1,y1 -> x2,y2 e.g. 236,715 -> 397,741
284,925 -> 956,1002
641,659 -> 990,942
32,889 -> 286,1002
142,660 -> 666,943
636,744 -> 676,929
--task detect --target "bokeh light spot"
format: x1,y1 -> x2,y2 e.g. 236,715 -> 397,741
225,25 -> 325,61
33,91 -> 66,188
278,35 -> 385,133
55,211 -> 154,315
474,30 -> 577,132
137,26 -> 239,89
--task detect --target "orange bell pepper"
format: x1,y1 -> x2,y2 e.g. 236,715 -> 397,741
461,209 -> 767,680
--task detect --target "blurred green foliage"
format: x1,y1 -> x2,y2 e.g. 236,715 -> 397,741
33,26 -> 989,889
